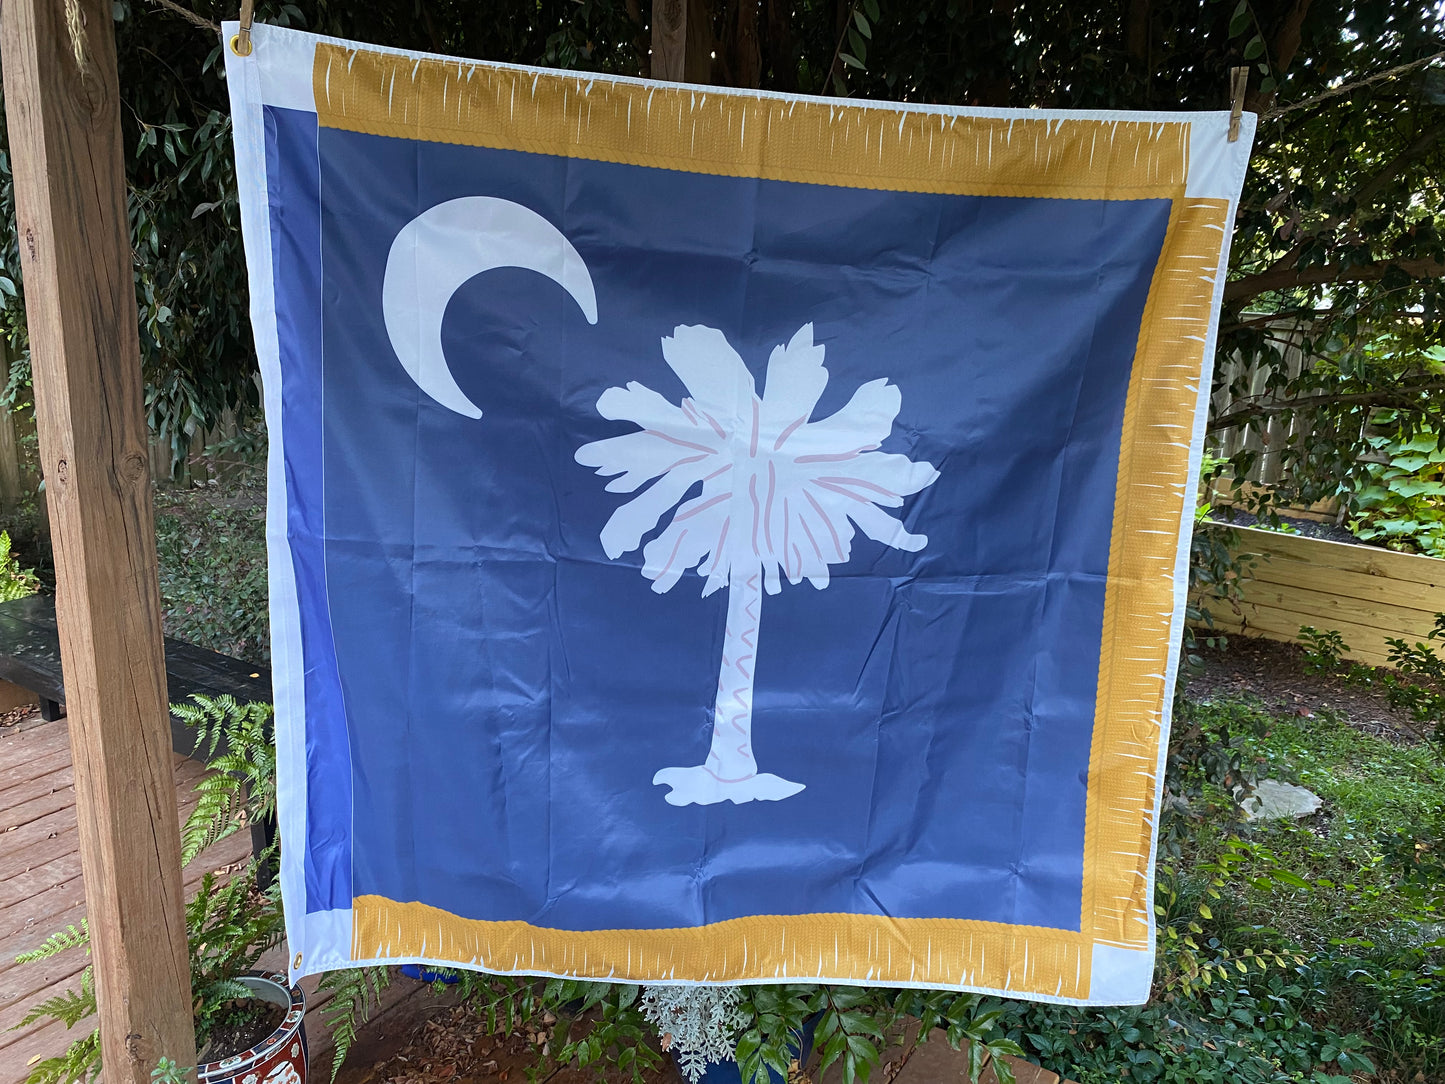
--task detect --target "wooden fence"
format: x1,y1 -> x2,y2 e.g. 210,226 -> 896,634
1209,330 -> 1314,487
1204,524 -> 1445,669
0,404 -> 247,515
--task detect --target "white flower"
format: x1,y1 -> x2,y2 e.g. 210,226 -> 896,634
640,985 -> 751,1083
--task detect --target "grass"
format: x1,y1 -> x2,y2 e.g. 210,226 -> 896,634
994,690 -> 1445,1084
1174,700 -> 1445,952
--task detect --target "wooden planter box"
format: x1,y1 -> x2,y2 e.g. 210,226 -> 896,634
1201,524 -> 1445,669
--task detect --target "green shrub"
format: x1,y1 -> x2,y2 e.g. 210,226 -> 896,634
154,476 -> 268,663
0,529 -> 40,600
1350,424 -> 1445,557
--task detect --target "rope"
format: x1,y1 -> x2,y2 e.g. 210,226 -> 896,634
63,0 -> 89,75
147,0 -> 219,33
1262,49 -> 1445,121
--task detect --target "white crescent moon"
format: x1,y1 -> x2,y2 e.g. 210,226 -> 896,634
382,196 -> 598,419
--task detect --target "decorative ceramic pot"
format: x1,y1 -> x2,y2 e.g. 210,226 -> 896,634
197,971 -> 307,1084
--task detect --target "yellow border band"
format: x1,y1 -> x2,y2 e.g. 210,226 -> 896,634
312,42 -> 1187,202
355,896 -> 1090,999
1084,198 -> 1230,949
313,42 -> 1228,999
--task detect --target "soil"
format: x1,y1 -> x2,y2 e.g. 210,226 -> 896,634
1185,634 -> 1423,742
200,997 -> 287,1064
1206,506 -> 1361,546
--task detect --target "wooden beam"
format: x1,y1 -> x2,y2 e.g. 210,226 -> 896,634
0,0 -> 196,1079
651,0 -> 712,83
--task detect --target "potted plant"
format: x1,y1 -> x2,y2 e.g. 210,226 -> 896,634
13,696 -> 305,1084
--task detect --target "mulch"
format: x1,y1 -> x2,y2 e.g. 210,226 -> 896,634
1184,633 -> 1423,743
0,705 -> 39,730
334,1001 -> 679,1084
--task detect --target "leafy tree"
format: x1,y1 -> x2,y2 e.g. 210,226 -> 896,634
0,0 -> 1440,494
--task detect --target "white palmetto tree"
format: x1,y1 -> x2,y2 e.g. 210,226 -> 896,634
576,324 -> 940,806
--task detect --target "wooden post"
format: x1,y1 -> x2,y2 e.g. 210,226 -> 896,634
0,0 -> 197,1079
652,0 -> 712,82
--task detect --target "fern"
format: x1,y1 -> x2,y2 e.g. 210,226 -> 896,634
11,970 -> 100,1084
318,966 -> 391,1081
18,1029 -> 100,1084
173,694 -> 276,865
15,921 -> 89,964
196,977 -> 253,1005
17,968 -> 95,1029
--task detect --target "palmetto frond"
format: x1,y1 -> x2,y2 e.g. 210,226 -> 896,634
577,319 -> 940,805
576,323 -> 938,595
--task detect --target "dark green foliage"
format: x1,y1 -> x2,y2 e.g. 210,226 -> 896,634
154,473 -> 269,662
543,981 -> 664,1082
1385,613 -> 1445,745
0,0 -> 1440,485
1298,625 -> 1349,674
991,976 -> 1375,1084
0,529 -> 39,601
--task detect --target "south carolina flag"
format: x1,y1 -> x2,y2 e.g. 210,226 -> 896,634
226,23 -> 1253,1005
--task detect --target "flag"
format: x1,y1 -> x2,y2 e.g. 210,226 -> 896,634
226,23 -> 1254,1005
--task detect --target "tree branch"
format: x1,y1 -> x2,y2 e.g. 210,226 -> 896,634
1124,0 -> 1149,62
1223,256 -> 1445,303
1258,120 -> 1445,278
1208,382 -> 1445,433
1220,309 -> 1428,332
144,0 -> 217,32
1270,0 -> 1313,74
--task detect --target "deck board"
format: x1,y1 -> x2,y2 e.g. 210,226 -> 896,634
0,716 -> 253,1082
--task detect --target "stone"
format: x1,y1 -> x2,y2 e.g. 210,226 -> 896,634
1240,779 -> 1323,822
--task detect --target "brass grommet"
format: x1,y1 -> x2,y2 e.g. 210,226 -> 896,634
230,32 -> 253,57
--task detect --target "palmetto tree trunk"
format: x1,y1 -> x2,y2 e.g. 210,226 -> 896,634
651,570 -> 806,806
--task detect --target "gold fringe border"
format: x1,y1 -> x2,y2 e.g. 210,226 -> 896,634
1082,198 -> 1232,949
354,896 -> 1091,999
303,37 -> 1233,991
311,42 -> 1187,202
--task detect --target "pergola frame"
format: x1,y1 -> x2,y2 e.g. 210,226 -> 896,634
0,0 -> 197,1077
0,1 -> 705,1079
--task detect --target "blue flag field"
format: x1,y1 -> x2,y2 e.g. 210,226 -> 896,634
226,23 -> 1253,1005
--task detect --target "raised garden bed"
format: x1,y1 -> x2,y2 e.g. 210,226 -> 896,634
1203,523 -> 1445,668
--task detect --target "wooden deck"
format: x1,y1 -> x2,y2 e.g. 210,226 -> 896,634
0,714 -> 253,1081
0,712 -> 437,1084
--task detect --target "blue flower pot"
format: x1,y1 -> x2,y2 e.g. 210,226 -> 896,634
400,963 -> 459,984
687,1015 -> 818,1084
